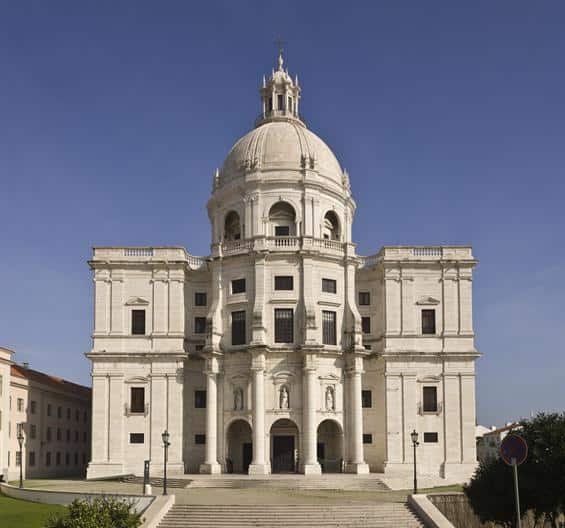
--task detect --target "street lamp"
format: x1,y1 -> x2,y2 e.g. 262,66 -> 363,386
411,429 -> 419,494
16,426 -> 25,489
161,430 -> 170,496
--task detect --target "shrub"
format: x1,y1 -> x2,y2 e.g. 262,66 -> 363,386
44,496 -> 142,528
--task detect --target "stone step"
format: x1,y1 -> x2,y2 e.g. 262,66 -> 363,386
158,504 -> 424,528
187,477 -> 388,491
121,476 -> 189,488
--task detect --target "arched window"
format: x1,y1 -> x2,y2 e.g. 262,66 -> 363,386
322,211 -> 340,241
224,211 -> 241,241
268,201 -> 296,237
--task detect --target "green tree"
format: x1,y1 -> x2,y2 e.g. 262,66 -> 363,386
44,496 -> 142,528
464,458 -> 526,527
519,412 -> 565,528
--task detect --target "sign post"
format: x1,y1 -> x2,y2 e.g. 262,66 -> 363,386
500,433 -> 528,528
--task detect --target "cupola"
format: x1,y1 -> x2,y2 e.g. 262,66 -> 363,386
256,51 -> 302,127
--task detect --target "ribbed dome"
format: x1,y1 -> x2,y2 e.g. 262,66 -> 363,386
219,120 -> 344,186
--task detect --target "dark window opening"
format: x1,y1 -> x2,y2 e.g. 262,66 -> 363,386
274,309 -> 294,343
362,317 -> 371,334
274,225 -> 290,237
274,276 -> 293,290
29,451 -> 36,466
363,434 -> 373,444
132,309 -> 146,335
422,309 -> 436,335
130,433 -> 145,444
195,292 -> 207,306
232,310 -> 246,345
268,97 -> 273,112
424,432 -> 439,443
277,94 -> 284,110
194,317 -> 206,334
423,386 -> 438,412
322,278 -> 337,294
195,434 -> 206,445
322,310 -> 337,345
130,387 -> 145,413
194,390 -> 207,409
232,278 -> 246,294
288,96 -> 293,112
362,390 -> 372,408
358,291 -> 370,306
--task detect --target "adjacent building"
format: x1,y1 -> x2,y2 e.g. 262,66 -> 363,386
87,53 -> 480,481
0,346 -> 91,481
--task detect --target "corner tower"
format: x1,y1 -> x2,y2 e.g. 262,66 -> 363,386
201,53 -> 369,475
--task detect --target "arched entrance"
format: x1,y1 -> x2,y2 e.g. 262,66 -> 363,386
270,419 -> 299,473
226,419 -> 252,474
317,419 -> 344,473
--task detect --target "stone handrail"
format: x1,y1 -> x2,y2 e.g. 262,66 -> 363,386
265,236 -> 300,249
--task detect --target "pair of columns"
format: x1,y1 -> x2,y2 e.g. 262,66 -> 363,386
199,351 -> 369,474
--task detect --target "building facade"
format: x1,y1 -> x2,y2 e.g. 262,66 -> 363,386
0,346 -> 92,481
87,54 -> 479,481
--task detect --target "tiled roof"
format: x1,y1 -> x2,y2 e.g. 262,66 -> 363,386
10,364 -> 91,399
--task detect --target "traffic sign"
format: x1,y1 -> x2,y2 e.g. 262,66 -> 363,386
500,433 -> 528,466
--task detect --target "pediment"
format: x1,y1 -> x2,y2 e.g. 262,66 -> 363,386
416,296 -> 440,306
418,375 -> 441,383
125,297 -> 150,306
125,376 -> 149,384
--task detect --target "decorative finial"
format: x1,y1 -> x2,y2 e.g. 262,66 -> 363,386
262,75 -> 266,88
274,37 -> 286,71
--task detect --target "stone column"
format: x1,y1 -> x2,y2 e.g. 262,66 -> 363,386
199,358 -> 221,474
248,350 -> 269,474
301,353 -> 321,474
345,355 -> 369,474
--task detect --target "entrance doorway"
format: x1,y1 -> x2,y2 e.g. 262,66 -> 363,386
226,419 -> 252,473
270,419 -> 299,473
317,419 -> 344,473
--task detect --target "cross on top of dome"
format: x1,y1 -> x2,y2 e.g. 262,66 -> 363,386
256,47 -> 302,128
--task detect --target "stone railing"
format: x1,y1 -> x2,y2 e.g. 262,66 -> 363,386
222,239 -> 254,256
265,236 -> 301,250
311,238 -> 343,251
92,247 -> 208,270
187,255 -> 207,270
359,246 -> 474,266
124,248 -> 154,257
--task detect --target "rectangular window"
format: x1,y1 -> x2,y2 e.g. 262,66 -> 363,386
132,309 -> 146,335
74,452 -> 78,465
65,452 -> 70,465
46,427 -> 52,442
363,434 -> 373,444
130,433 -> 145,444
75,431 -> 79,442
66,429 -> 70,441
46,452 -> 51,466
29,451 -> 36,467
194,317 -> 206,334
274,225 -> 290,236
83,411 -> 88,423
288,96 -> 293,113
274,309 -> 294,343
423,386 -> 438,412
268,97 -> 273,112
422,309 -> 436,335
277,93 -> 284,110
57,406 -> 62,419
362,390 -> 372,408
67,408 -> 71,420
56,452 -> 61,465
17,398 -> 24,412
231,278 -> 246,294
195,292 -> 207,306
322,311 -> 337,345
194,390 -> 206,409
424,432 -> 439,443
130,387 -> 145,413
30,401 -> 37,414
358,291 -> 370,306
232,310 -> 246,345
47,404 -> 52,417
195,434 -> 206,445
83,431 -> 87,443
362,316 -> 371,334
322,278 -> 337,294
29,424 -> 36,439
75,410 -> 79,422
57,428 -> 61,441
274,276 -> 293,290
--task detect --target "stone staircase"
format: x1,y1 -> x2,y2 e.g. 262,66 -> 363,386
187,476 -> 389,491
157,504 -> 424,527
121,475 -> 190,489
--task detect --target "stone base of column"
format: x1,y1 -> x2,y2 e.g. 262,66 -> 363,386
199,462 -> 222,474
344,462 -> 370,474
248,463 -> 270,475
301,462 -> 322,475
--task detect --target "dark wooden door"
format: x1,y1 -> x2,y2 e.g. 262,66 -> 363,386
243,443 -> 252,473
272,436 -> 295,473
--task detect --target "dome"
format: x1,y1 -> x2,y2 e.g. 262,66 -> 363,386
219,120 -> 345,186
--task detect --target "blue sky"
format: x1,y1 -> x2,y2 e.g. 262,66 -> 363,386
1,1 -> 563,426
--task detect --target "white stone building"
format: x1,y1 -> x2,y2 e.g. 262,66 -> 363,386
86,54 -> 479,481
0,346 -> 92,481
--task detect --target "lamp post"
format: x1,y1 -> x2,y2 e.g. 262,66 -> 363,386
161,430 -> 170,496
411,429 -> 419,495
16,426 -> 25,489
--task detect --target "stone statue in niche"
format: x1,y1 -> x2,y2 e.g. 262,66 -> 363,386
234,388 -> 243,411
279,385 -> 290,409
325,386 -> 335,411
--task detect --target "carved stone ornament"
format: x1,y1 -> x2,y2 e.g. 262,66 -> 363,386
234,387 -> 244,411
279,385 -> 290,409
416,296 -> 440,306
124,297 -> 150,306
325,386 -> 335,411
